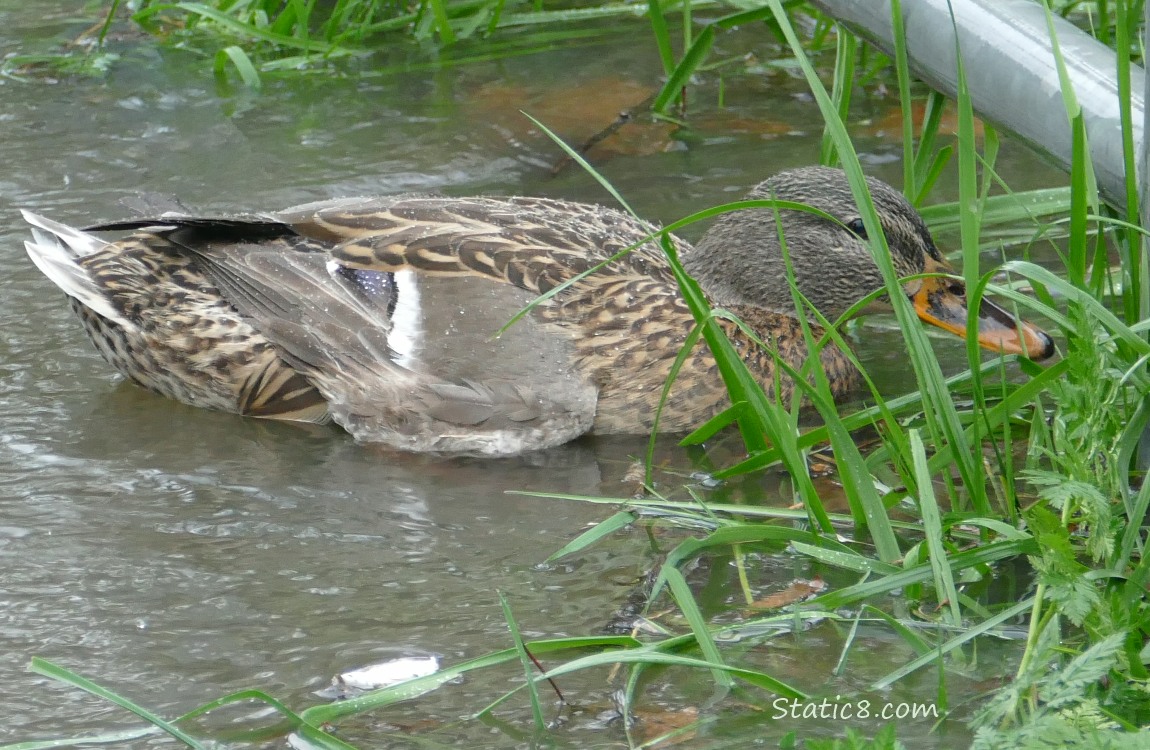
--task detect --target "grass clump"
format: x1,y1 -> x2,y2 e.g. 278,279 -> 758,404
6,0 -> 682,82
541,0 -> 1150,744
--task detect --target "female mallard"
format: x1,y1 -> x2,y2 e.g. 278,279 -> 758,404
23,167 -> 1053,455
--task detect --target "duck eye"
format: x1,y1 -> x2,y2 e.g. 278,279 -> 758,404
846,218 -> 867,239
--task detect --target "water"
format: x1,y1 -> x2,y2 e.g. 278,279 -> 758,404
1,4 -> 1066,747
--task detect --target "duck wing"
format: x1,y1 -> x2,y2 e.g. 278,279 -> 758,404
172,195 -> 676,454
271,195 -> 709,435
276,194 -> 679,291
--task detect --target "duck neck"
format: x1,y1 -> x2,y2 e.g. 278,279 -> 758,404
681,248 -> 747,309
719,304 -> 860,403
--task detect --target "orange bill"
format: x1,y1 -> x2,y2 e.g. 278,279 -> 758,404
911,258 -> 1055,361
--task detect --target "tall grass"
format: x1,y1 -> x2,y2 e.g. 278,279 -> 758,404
664,2 -> 1147,746
545,0 -> 1150,744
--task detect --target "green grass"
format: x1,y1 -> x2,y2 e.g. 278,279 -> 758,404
7,0 -> 1143,89
8,0 -> 1150,748
527,0 -> 1149,744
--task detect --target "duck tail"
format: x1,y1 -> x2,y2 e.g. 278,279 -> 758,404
22,210 -> 131,328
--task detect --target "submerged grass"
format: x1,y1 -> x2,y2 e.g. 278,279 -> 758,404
9,1 -> 1150,749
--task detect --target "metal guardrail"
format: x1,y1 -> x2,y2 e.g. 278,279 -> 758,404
809,0 -> 1146,212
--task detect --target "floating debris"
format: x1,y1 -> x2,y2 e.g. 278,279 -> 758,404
314,656 -> 440,700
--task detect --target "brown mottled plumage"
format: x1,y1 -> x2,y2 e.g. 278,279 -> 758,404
23,167 -> 1053,455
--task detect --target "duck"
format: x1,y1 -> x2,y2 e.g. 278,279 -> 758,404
22,166 -> 1054,455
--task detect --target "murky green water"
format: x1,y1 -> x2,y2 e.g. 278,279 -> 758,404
1,3 -> 1067,747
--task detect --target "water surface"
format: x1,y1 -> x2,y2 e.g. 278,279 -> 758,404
0,5 -> 1065,747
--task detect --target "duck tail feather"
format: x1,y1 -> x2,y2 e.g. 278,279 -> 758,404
21,210 -> 111,258
21,211 -> 132,328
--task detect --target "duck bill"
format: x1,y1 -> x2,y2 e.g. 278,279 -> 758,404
911,261 -> 1055,361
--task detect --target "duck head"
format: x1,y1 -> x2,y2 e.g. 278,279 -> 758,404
682,166 -> 1054,360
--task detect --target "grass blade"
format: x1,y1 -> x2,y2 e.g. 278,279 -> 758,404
948,0 -> 990,515
302,635 -> 638,723
214,45 -> 262,88
499,593 -> 546,732
547,510 -> 636,561
426,0 -> 456,44
647,0 -> 674,75
664,566 -> 732,688
134,3 -> 344,53
652,24 -> 714,114
28,658 -> 204,748
909,429 -> 961,625
769,0 -> 981,517
872,598 -> 1034,689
